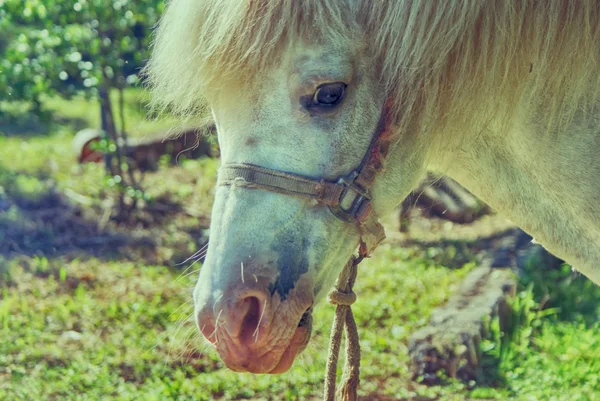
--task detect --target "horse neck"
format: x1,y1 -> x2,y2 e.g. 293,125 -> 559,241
437,109 -> 600,285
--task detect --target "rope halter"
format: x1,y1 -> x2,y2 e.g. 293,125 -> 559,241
324,254 -> 362,401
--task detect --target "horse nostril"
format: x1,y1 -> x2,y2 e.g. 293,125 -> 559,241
240,296 -> 260,337
298,307 -> 312,328
238,295 -> 266,346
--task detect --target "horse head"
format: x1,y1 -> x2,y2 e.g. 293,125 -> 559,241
188,39 -> 410,373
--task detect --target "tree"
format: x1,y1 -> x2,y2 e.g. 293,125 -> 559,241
1,0 -> 164,111
0,0 -> 165,219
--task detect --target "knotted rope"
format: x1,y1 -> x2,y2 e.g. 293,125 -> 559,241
324,251 -> 365,401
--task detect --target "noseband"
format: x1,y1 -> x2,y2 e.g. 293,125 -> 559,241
218,101 -> 393,256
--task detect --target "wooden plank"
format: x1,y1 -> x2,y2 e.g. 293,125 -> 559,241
408,265 -> 516,383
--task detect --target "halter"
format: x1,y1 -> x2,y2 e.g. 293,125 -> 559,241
218,101 -> 393,255
217,101 -> 393,400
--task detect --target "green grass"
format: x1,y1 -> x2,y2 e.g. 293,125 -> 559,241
1,93 -> 599,400
0,249 -> 471,401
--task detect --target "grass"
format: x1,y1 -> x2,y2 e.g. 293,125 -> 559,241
1,92 -> 599,400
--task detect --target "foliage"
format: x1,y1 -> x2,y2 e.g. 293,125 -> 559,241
479,286 -> 558,384
0,0 -> 169,219
476,255 -> 600,400
0,0 -> 164,116
518,249 -> 600,325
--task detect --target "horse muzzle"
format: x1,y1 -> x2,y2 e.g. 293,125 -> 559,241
194,265 -> 314,374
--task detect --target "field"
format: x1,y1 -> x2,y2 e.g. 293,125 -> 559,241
1,91 -> 599,401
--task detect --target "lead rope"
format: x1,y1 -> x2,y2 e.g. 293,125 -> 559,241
324,250 -> 366,401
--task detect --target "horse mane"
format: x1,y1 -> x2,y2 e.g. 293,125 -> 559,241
145,1 -> 600,138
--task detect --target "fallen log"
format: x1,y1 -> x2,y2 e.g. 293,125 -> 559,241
73,126 -> 216,171
407,230 -> 529,384
408,266 -> 516,383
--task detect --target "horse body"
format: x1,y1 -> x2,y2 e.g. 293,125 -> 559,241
441,108 -> 600,283
147,1 -> 600,374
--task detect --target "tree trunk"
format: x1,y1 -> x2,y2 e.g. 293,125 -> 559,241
98,80 -> 131,217
117,85 -> 138,188
99,83 -> 122,178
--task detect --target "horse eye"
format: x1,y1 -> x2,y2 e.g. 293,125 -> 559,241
312,82 -> 347,107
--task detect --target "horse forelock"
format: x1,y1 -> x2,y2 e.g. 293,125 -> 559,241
146,0 -> 600,142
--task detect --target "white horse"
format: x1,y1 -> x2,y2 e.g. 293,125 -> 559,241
146,1 -> 600,374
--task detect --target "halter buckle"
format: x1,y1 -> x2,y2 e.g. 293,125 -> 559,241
328,171 -> 371,223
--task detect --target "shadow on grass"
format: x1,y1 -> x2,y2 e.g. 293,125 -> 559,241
398,227 -> 523,269
0,166 -> 156,260
400,225 -> 599,325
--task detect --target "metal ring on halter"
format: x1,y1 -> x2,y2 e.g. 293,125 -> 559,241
327,171 -> 372,223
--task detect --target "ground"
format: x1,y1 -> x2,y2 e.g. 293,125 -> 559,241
0,91 -> 599,400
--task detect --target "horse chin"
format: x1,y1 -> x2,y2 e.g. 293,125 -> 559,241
219,324 -> 311,374
267,325 -> 311,374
